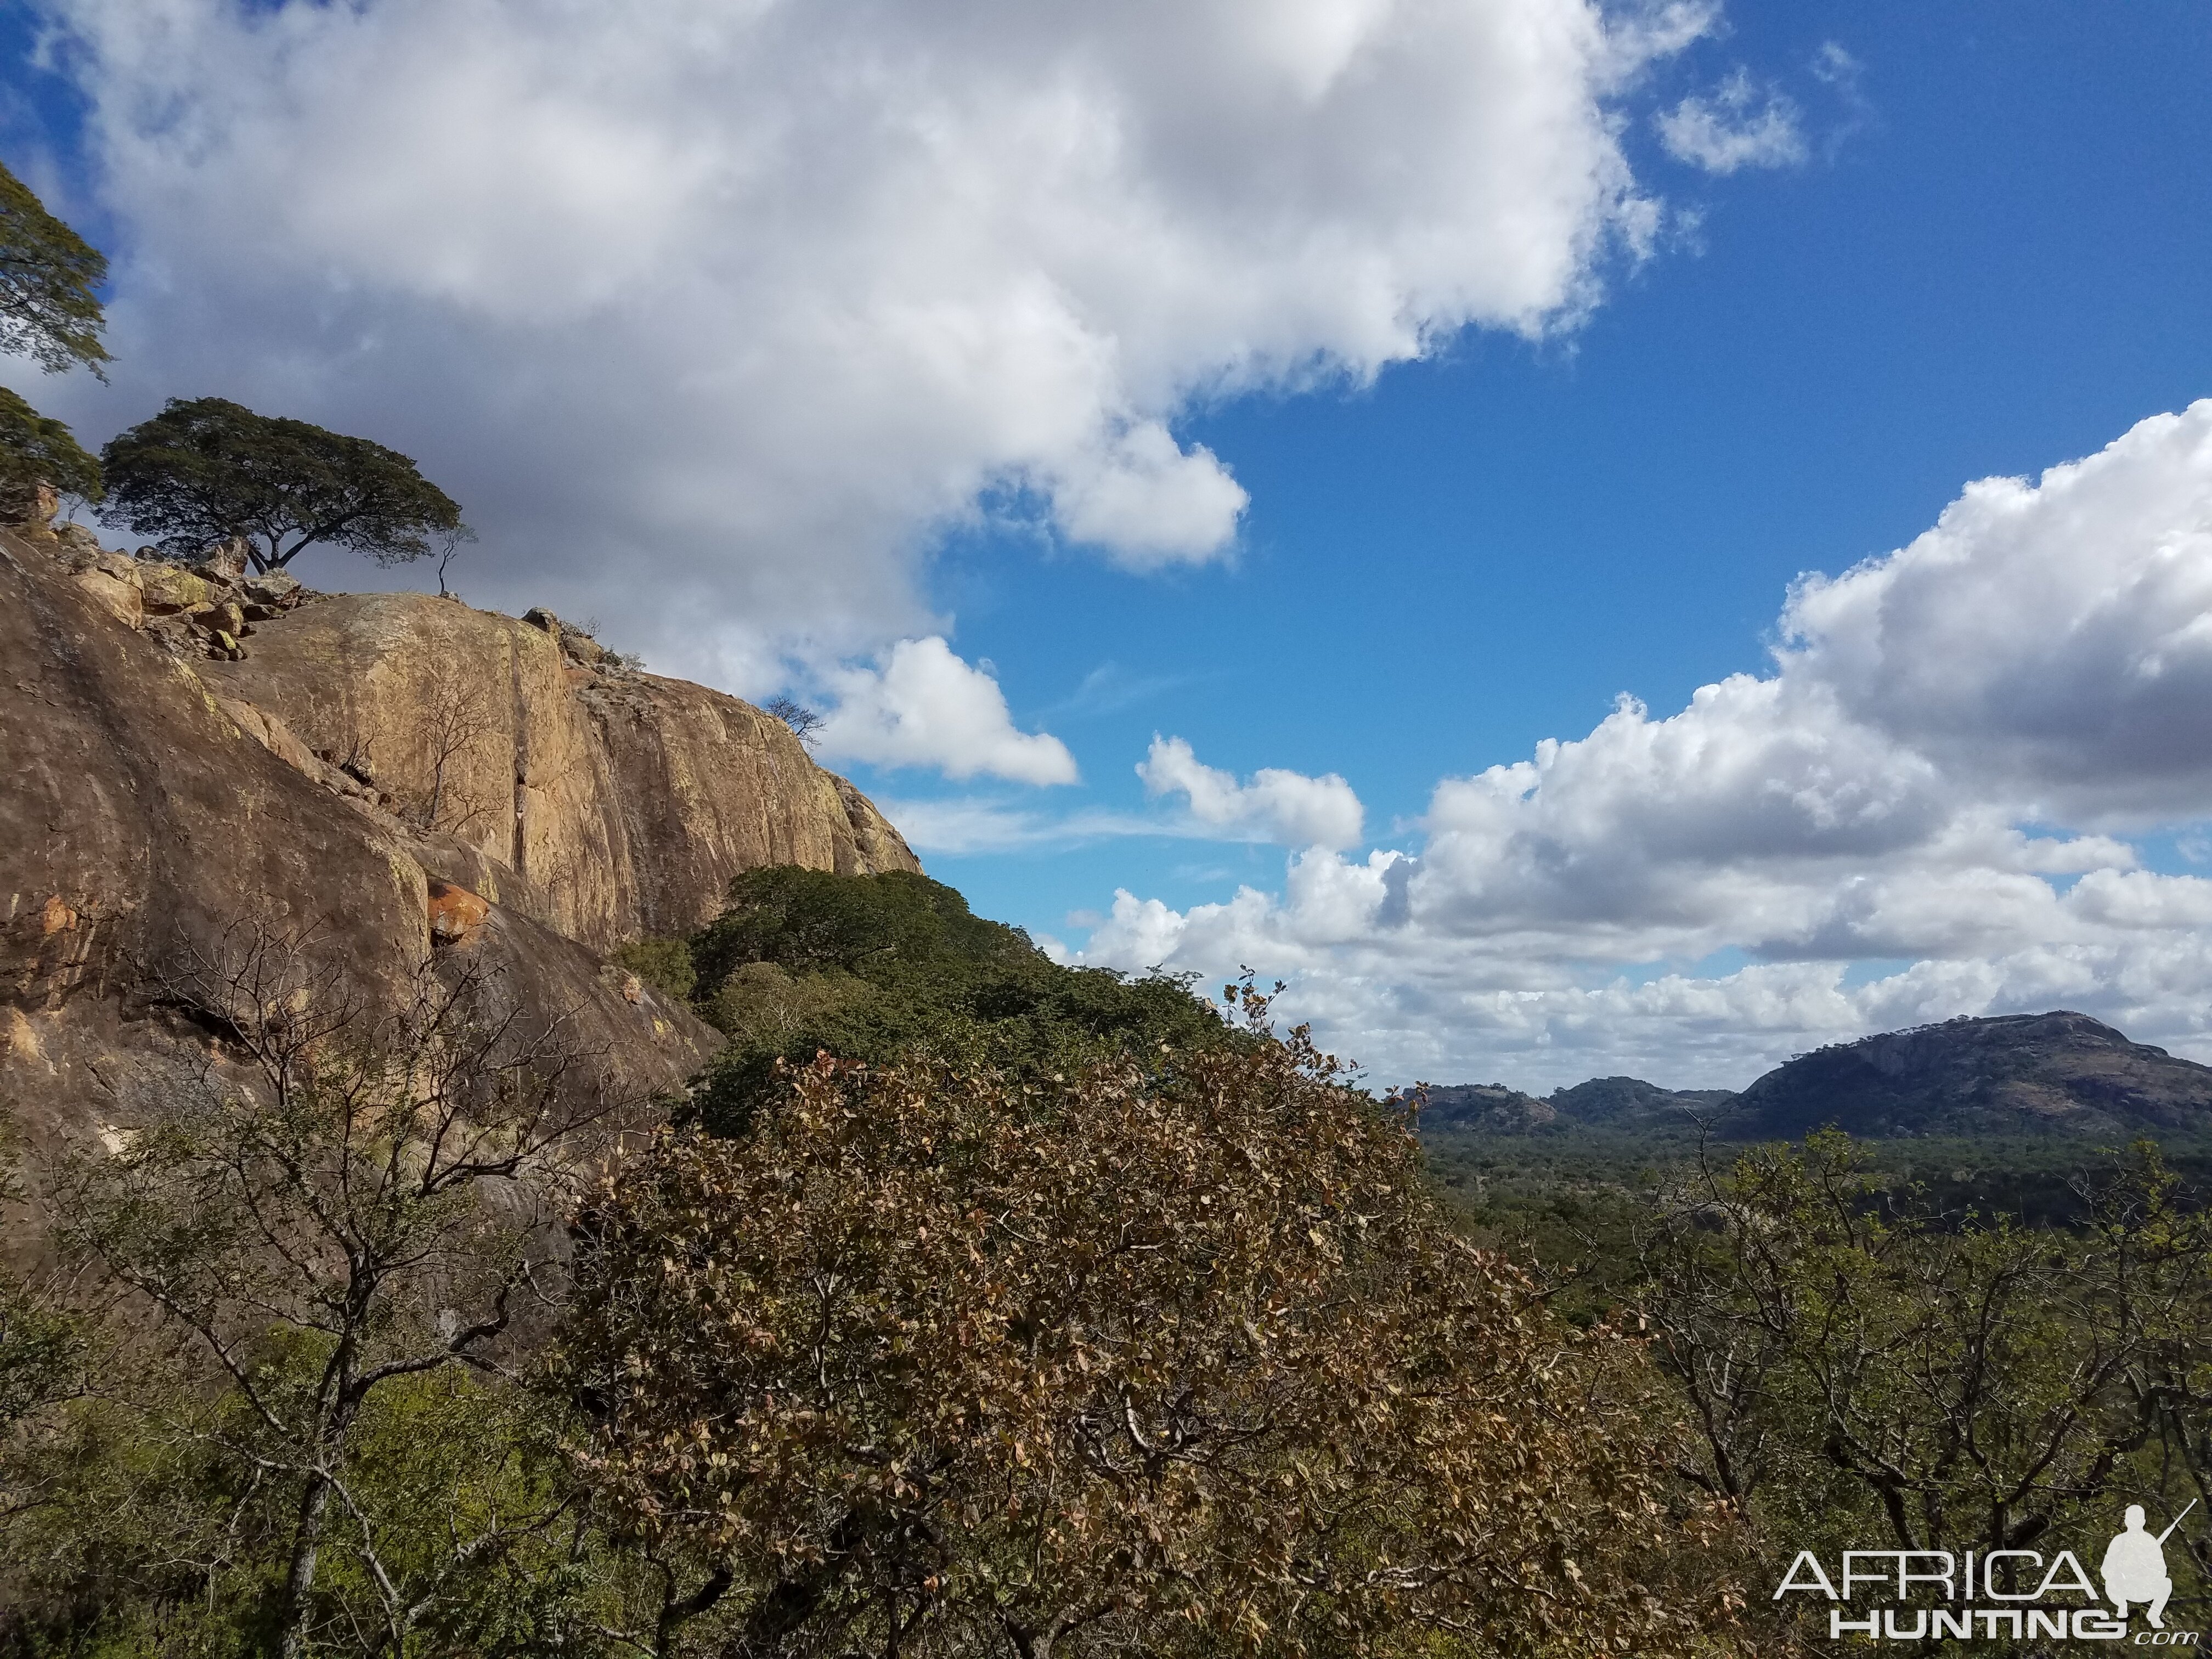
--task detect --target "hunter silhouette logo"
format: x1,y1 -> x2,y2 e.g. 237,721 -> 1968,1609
2104,1501 -> 2194,1629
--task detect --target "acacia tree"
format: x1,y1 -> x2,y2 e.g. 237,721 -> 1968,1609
0,160 -> 109,379
52,926 -> 629,1657
99,397 -> 465,573
557,987 -> 1736,1659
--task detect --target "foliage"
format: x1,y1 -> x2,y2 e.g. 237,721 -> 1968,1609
1632,1130 -> 2212,1641
99,397 -> 464,574
557,986 -> 1737,1658
613,936 -> 699,1003
685,868 -> 1235,1133
32,927 -> 631,1657
0,160 -> 109,380
0,1125 -> 81,1453
0,385 -> 102,521
1,1349 -> 612,1657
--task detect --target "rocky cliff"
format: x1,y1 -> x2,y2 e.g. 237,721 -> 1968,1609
191,586 -> 917,950
1,524 -> 916,1175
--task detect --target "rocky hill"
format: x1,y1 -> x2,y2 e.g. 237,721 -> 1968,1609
1421,1013 -> 2212,1143
1419,1075 -> 1734,1135
1,522 -> 916,1176
1720,1011 -> 2212,1139
1417,1083 -> 1558,1133
1551,1075 -> 1736,1128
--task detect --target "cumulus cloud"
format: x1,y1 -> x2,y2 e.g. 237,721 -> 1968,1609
1137,735 -> 1365,849
1656,69 -> 1807,173
1783,404 -> 2212,822
1079,405 -> 2212,1088
25,0 -> 1705,690
815,637 -> 1079,786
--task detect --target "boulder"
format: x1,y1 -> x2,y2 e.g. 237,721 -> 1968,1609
0,481 -> 60,529
427,879 -> 491,944
139,565 -> 212,616
71,567 -> 143,630
193,537 -> 252,586
53,522 -> 104,558
242,571 -> 302,605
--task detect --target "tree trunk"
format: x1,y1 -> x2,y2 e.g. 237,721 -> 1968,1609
276,1467 -> 332,1658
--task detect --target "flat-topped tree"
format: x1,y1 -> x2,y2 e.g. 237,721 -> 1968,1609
0,160 -> 110,380
100,397 -> 464,574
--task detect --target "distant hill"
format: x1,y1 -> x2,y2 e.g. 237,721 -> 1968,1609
1418,1084 -> 1557,1133
1417,1076 -> 1730,1136
1550,1075 -> 1736,1129
1719,1011 -> 2212,1139
1420,1012 -> 2212,1143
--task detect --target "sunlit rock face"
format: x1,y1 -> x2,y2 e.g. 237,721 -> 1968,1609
0,525 -> 911,1201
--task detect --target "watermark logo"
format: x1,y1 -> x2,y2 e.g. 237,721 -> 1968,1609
2104,1503 -> 2190,1630
1775,1502 -> 2200,1644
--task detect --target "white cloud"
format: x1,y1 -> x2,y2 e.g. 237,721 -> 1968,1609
29,0 -> 1707,689
1047,423 -> 1251,568
1079,405 -> 2212,1088
872,797 -> 1165,856
816,637 -> 1078,786
1137,735 -> 1365,849
1656,69 -> 1807,174
1783,403 -> 2212,823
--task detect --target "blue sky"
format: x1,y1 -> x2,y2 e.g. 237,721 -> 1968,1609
918,0 -> 2212,913
7,0 -> 2212,1087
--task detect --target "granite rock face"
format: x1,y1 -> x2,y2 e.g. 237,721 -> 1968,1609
0,526 -> 913,1197
192,589 -> 918,949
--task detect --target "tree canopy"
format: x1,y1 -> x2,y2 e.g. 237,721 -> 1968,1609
99,397 -> 465,573
673,867 -> 1239,1133
0,160 -> 109,380
0,385 -> 101,520
558,989 -> 1730,1658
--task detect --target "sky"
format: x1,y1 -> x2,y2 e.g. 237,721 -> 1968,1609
4,0 -> 2210,1092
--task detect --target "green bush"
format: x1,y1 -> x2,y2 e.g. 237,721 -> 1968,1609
682,867 -> 1237,1135
611,934 -> 697,1001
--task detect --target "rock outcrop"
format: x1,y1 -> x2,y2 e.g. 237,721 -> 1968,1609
0,524 -> 916,1183
1719,1011 -> 2212,1139
190,589 -> 916,949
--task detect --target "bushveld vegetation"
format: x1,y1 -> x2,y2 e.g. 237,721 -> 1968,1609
21,871 -> 2212,1654
12,871 -> 2212,1653
1,875 -> 1739,1656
